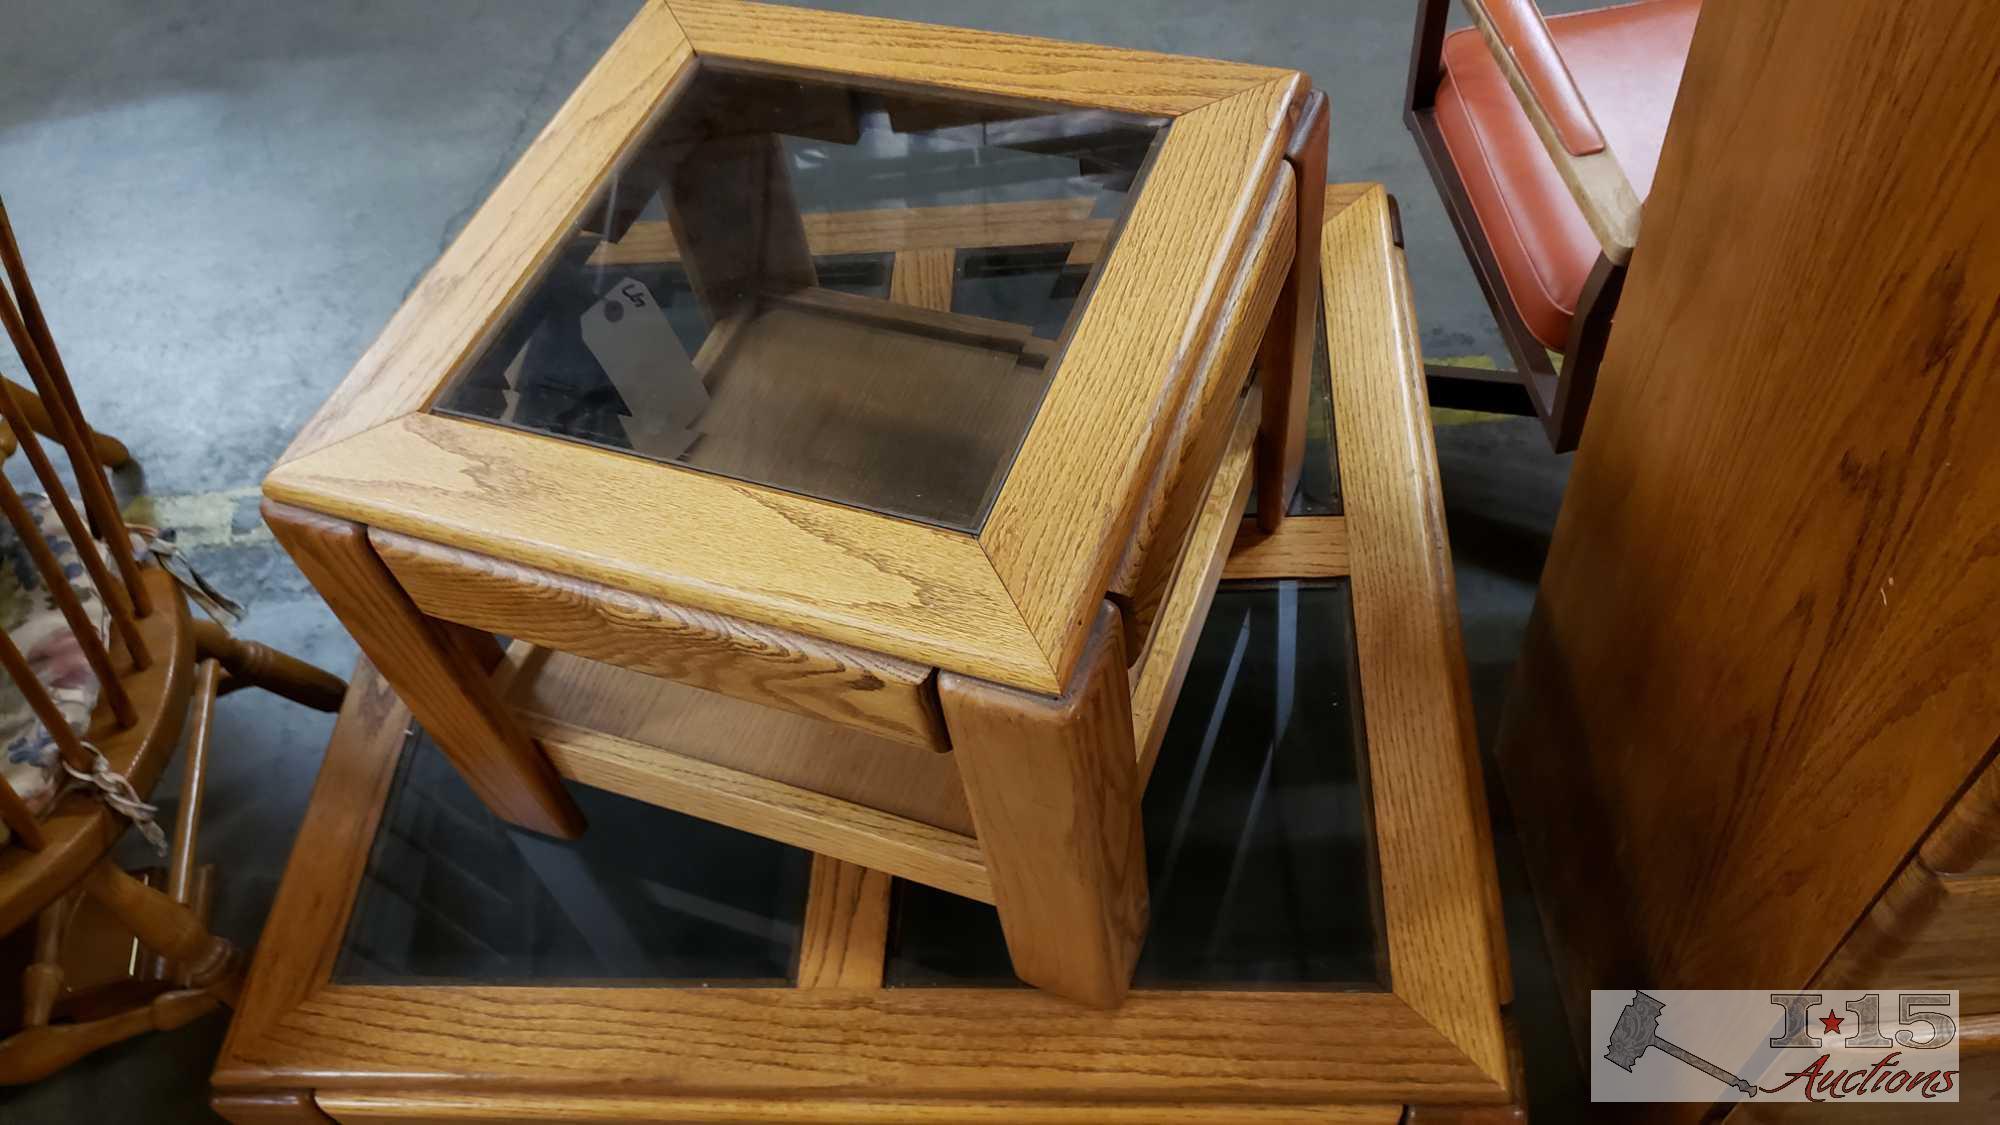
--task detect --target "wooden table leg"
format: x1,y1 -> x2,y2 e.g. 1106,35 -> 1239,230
1254,88 -> 1329,532
667,131 -> 817,324
263,501 -> 585,839
939,602 -> 1147,1007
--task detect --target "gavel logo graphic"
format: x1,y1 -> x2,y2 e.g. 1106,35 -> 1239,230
1606,991 -> 1759,1097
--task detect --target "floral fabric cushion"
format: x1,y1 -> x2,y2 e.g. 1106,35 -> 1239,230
0,495 -> 108,847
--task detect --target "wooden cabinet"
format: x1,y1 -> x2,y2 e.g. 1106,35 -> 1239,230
1492,0 -> 2000,1118
1819,762 -> 2000,1011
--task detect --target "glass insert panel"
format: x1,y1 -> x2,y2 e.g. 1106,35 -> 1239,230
884,579 -> 1386,988
433,62 -> 1168,532
1245,301 -> 1342,521
335,729 -> 813,985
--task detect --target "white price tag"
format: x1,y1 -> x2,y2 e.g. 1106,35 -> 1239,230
579,277 -> 709,457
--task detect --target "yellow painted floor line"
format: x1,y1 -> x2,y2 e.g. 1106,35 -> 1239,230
1427,353 -> 1511,427
124,485 -> 270,549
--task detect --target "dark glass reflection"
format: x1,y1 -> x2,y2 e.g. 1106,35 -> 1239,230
433,61 -> 1168,532
952,246 -> 1091,341
885,579 -> 1386,989
1246,300 -> 1343,520
335,730 -> 812,985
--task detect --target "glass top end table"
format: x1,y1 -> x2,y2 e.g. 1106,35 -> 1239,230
433,63 -> 1169,532
219,182 -> 1517,1121
266,0 -> 1316,695
262,0 -> 1328,1008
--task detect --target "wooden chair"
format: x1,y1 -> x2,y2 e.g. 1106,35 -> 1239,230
0,197 -> 347,1084
1406,0 -> 1698,450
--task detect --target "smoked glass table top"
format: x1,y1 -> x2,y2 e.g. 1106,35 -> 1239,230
334,579 -> 1381,989
886,580 -> 1382,989
334,740 -> 812,985
432,62 -> 1168,532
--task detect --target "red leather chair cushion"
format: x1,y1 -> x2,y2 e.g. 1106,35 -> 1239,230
1434,0 -> 1698,350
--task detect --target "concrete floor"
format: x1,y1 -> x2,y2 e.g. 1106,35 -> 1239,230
0,1 -> 1584,1119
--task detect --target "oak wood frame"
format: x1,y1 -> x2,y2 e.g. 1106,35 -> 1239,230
216,185 -> 1514,1122
369,529 -> 951,751
263,0 -> 1316,1004
1403,0 -> 1632,453
1495,0 -> 2000,1066
263,0 -> 1315,697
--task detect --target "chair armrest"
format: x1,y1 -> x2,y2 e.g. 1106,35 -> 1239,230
1461,0 -> 1643,263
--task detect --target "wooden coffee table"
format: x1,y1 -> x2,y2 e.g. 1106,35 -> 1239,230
218,181 -> 1519,1122
263,1 -> 1329,1005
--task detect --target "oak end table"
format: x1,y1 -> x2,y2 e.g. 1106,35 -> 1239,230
265,1 -> 1328,1007
219,182 -> 1519,1123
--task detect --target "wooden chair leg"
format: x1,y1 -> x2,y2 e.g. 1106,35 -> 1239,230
263,500 -> 585,839
939,603 -> 1148,1008
0,862 -> 239,1083
148,659 -> 222,983
0,989 -> 222,1085
193,618 -> 347,713
79,861 -> 239,1001
1252,89 -> 1329,532
20,896 -> 72,1029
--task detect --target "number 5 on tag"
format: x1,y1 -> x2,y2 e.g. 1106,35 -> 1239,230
579,277 -> 709,458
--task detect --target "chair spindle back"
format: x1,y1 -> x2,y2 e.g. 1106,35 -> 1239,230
0,196 -> 154,850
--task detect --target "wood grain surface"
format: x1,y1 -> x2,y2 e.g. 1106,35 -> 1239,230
318,1092 -> 1401,1123
505,645 -> 972,833
220,169 -> 1514,1115
685,298 -> 1044,530
666,0 -> 1291,117
278,2 -> 693,465
1132,391 -> 1258,783
1817,857 -> 2000,1012
374,531 -> 949,749
888,249 -> 956,313
1920,743 -> 2000,877
1114,164 -> 1293,655
213,661 -> 407,1079
270,4 -> 1309,697
1223,515 -> 1350,579
214,626 -> 1511,1113
268,412 -> 1058,692
193,618 -> 348,713
1254,88 -> 1328,530
0,569 -> 192,938
795,855 -> 892,989
1494,0 -> 2000,1041
1324,186 -> 1510,1085
524,712 -> 993,902
592,199 -> 1109,267
940,604 -> 1146,1007
263,502 -> 583,838
226,986 -> 1496,1104
981,77 -> 1299,685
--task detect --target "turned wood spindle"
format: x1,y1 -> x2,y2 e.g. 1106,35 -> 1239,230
0,472 -> 136,726
0,196 -> 150,616
0,284 -> 150,668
